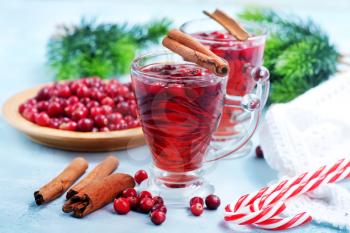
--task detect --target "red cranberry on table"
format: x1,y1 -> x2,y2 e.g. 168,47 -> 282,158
122,188 -> 137,198
190,196 -> 204,206
205,194 -> 221,210
114,197 -> 130,215
134,170 -> 148,184
190,203 -> 204,216
152,196 -> 164,205
138,190 -> 152,200
151,203 -> 167,214
127,196 -> 139,210
255,146 -> 264,158
139,197 -> 155,213
150,211 -> 166,225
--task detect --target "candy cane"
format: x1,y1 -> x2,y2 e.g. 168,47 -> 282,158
225,158 -> 350,230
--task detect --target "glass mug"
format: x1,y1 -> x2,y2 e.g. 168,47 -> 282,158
131,52 -> 269,205
181,19 -> 268,152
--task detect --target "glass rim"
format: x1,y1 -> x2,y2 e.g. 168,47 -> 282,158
131,51 -> 226,82
180,18 -> 268,45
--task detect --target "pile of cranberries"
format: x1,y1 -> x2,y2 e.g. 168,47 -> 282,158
18,77 -> 140,132
189,194 -> 221,216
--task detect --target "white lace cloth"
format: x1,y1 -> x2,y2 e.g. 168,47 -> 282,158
260,71 -> 350,230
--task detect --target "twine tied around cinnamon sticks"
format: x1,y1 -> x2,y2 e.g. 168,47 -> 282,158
162,29 -> 228,76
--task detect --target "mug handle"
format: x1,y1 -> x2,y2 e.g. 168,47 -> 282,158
206,66 -> 270,162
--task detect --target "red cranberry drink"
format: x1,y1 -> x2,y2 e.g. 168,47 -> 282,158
131,52 -> 268,205
181,20 -> 267,138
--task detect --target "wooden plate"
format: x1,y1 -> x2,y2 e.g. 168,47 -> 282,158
2,84 -> 145,152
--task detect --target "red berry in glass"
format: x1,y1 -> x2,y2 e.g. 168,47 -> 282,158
134,170 -> 148,184
190,203 -> 204,216
139,197 -> 155,213
113,198 -> 130,215
150,211 -> 166,225
205,194 -> 221,210
132,64 -> 224,173
190,196 -> 204,206
191,31 -> 265,137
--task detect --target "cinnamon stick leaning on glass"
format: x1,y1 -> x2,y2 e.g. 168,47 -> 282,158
66,155 -> 119,199
162,29 -> 228,76
62,173 -> 135,218
34,157 -> 88,205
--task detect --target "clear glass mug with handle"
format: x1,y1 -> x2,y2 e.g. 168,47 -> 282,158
181,19 -> 268,156
131,51 -> 269,205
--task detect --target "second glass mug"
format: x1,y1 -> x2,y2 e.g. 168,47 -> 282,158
181,19 -> 268,154
131,52 -> 269,205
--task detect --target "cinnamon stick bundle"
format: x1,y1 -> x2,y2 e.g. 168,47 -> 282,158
162,29 -> 228,76
63,173 -> 135,218
203,9 -> 250,41
66,156 -> 119,199
34,157 -> 88,205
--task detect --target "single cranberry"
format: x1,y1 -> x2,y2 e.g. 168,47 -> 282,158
86,100 -> 99,109
152,196 -> 164,205
99,126 -> 109,132
107,112 -> 123,124
134,170 -> 148,184
72,108 -> 88,121
67,96 -> 79,105
35,87 -> 51,101
47,102 -> 62,117
49,118 -> 60,129
92,127 -> 99,132
101,97 -> 115,107
18,103 -> 29,114
117,85 -> 130,98
101,105 -> 113,115
138,190 -> 152,200
57,85 -> 71,98
150,211 -> 166,225
127,196 -> 139,210
59,121 -> 77,131
122,188 -> 137,198
116,121 -> 128,130
255,146 -> 264,158
80,97 -> 91,106
139,197 -> 155,213
90,106 -> 103,118
151,203 -> 167,214
108,124 -> 117,131
205,194 -> 221,210
94,115 -> 108,127
114,96 -> 124,104
22,108 -> 37,122
130,119 -> 140,128
116,102 -> 129,115
26,98 -> 37,106
36,101 -> 49,112
77,118 -> 94,132
76,86 -> 90,98
35,112 -> 51,126
69,81 -> 81,94
190,203 -> 204,216
113,198 -> 130,215
190,197 -> 204,206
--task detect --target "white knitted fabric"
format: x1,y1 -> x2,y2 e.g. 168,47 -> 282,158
260,71 -> 350,230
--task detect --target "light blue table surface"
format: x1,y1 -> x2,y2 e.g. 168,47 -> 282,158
1,1 -> 349,233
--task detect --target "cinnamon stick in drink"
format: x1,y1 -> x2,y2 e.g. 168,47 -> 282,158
62,173 -> 135,218
34,157 -> 88,205
162,29 -> 228,76
203,9 -> 250,41
66,156 -> 119,199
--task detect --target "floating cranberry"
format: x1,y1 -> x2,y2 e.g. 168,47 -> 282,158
150,211 -> 166,225
77,118 -> 94,132
190,203 -> 204,216
255,146 -> 264,158
138,190 -> 152,200
35,112 -> 50,126
134,170 -> 148,184
114,198 -> 130,215
122,188 -> 137,198
190,197 -> 204,206
205,194 -> 221,210
139,197 -> 155,213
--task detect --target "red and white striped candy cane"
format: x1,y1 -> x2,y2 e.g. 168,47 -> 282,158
225,158 -> 350,230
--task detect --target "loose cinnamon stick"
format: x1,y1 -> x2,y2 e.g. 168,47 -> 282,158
34,157 -> 88,205
203,9 -> 250,41
62,173 -> 135,218
162,29 -> 228,76
66,156 -> 119,199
